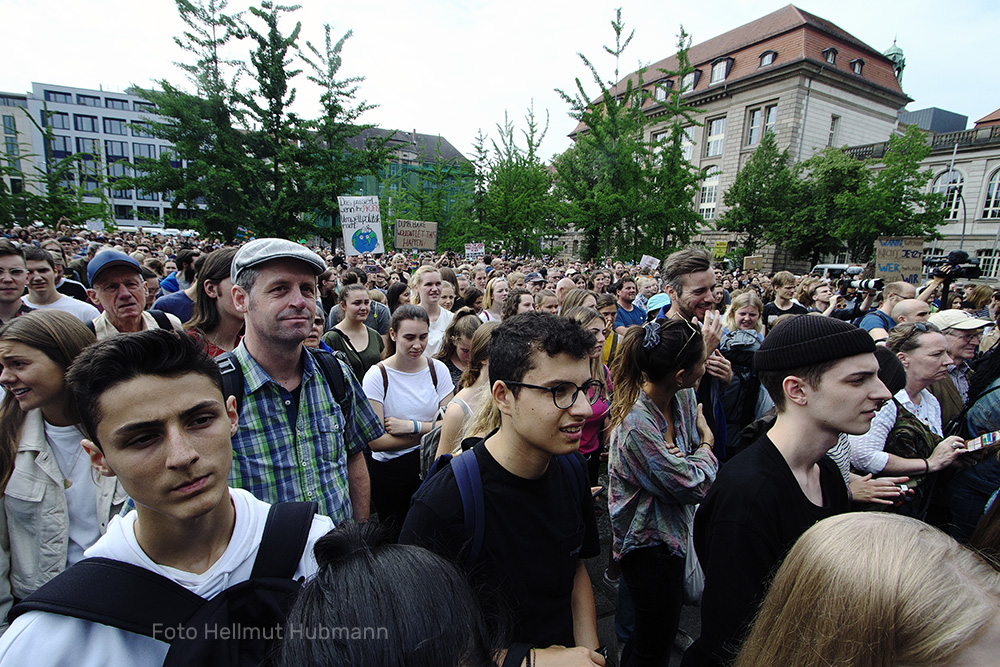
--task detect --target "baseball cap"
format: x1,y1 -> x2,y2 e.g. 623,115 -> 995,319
525,272 -> 545,284
88,250 -> 141,285
927,310 -> 992,332
231,238 -> 326,284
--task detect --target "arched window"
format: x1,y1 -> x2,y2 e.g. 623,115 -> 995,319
932,170 -> 964,221
699,167 -> 721,220
984,169 -> 1000,219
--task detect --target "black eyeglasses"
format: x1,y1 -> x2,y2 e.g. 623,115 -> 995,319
504,379 -> 604,409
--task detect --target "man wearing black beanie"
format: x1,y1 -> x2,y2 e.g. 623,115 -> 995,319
682,315 -> 892,667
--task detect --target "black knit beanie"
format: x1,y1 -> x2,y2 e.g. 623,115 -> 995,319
874,345 -> 906,395
754,314 -> 875,371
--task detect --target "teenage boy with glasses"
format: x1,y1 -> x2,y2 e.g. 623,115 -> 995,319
401,312 -> 606,667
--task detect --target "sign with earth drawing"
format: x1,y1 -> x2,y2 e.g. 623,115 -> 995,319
337,195 -> 385,256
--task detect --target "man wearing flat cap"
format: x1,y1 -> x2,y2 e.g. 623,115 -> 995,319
683,315 -> 892,667
228,238 -> 383,524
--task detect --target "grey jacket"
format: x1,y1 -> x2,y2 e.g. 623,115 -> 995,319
0,410 -> 127,632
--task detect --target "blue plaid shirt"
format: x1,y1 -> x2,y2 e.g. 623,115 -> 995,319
229,341 -> 384,523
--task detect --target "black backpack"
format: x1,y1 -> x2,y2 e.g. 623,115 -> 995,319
217,347 -> 349,416
10,501 -> 317,667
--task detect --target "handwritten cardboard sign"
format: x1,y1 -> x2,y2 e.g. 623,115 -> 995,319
875,237 -> 922,284
394,219 -> 437,251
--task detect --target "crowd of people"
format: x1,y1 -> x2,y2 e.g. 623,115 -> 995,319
0,223 -> 999,666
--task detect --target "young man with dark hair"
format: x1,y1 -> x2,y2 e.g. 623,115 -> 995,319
682,316 -> 891,667
760,271 -> 807,331
401,312 -> 605,667
22,247 -> 100,323
613,277 -> 645,335
0,330 -> 332,666
0,239 -> 31,325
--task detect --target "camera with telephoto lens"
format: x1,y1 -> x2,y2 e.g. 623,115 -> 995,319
849,278 -> 884,291
923,250 -> 982,280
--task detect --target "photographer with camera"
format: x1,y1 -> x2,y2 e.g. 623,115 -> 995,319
817,279 -> 876,321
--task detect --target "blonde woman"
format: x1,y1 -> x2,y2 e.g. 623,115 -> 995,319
436,322 -> 499,458
479,276 -> 509,322
736,513 -> 1000,667
409,265 -> 454,357
722,291 -> 764,339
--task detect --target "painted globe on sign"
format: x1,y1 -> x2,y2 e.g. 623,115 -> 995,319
353,228 -> 378,253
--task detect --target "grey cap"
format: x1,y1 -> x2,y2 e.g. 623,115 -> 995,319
525,271 -> 545,284
231,238 -> 326,284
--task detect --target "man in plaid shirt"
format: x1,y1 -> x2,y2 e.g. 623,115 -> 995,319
228,239 -> 383,523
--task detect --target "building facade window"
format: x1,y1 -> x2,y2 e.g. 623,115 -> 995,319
0,95 -> 27,108
104,118 -> 127,135
44,91 -> 72,104
114,205 -> 134,220
105,140 -> 128,158
133,101 -> 155,112
47,135 -> 72,158
681,70 -> 701,93
705,117 -> 726,157
4,135 -> 19,171
699,167 -> 721,220
984,169 -> 1000,219
74,114 -> 98,133
2,115 -> 14,134
850,59 -> 864,75
711,61 -> 727,84
75,137 -> 100,157
759,50 -> 777,67
77,94 -> 101,107
746,104 -> 777,145
681,127 -> 695,161
105,98 -> 128,110
133,143 -> 156,160
823,48 -> 838,65
44,111 -> 70,129
932,170 -> 964,221
827,115 -> 841,147
131,121 -> 152,138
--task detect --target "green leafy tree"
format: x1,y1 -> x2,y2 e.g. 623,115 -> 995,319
847,124 -> 944,261
124,0 -> 253,241
554,14 -> 702,261
474,107 -> 556,256
715,131 -> 794,255
300,24 -> 394,244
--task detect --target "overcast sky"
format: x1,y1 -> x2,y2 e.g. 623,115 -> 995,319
2,0 -> 995,161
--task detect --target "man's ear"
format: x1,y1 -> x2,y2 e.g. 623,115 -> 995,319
86,288 -> 99,307
226,395 -> 239,435
204,279 -> 219,300
491,380 -> 514,417
82,439 -> 116,478
782,375 -> 810,407
232,284 -> 249,314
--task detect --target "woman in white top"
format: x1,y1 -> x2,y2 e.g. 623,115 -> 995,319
410,265 -> 454,357
362,305 -> 453,537
849,322 -> 969,517
0,310 -> 126,631
479,276 -> 508,322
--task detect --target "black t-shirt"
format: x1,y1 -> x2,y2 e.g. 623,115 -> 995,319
399,441 -> 600,648
56,278 -> 89,302
761,301 -> 808,330
686,436 -> 849,666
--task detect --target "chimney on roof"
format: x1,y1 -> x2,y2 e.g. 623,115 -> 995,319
412,129 -> 417,145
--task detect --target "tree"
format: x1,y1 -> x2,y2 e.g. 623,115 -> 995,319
553,14 -> 702,261
300,23 -> 394,245
715,131 -> 794,255
475,107 -> 557,256
849,124 -> 944,261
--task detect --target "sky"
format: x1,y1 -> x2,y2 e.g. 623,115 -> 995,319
2,0 -> 996,162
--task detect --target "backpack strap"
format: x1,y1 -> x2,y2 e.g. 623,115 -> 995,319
554,453 -> 586,507
378,362 -> 389,400
307,347 -> 347,405
148,309 -> 172,330
451,451 -> 485,569
250,501 -> 319,580
427,358 -> 438,390
9,557 -> 203,637
216,351 -> 245,417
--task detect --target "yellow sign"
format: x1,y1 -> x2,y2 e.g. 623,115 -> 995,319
713,241 -> 728,260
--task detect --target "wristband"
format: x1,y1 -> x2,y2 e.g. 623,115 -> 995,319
412,419 -> 420,434
922,458 -> 929,475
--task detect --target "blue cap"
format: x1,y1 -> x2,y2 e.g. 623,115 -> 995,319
646,293 -> 671,312
88,249 -> 141,285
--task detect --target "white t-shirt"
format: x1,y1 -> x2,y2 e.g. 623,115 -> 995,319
22,294 -> 100,324
0,488 -> 333,667
424,307 -> 454,358
362,359 -> 454,462
43,421 -> 99,567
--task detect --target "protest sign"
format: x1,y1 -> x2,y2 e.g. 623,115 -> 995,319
337,196 -> 384,256
875,237 -> 922,284
465,243 -> 485,261
639,255 -> 661,272
395,219 -> 437,251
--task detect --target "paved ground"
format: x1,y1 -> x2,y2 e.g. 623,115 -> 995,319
586,476 -> 701,667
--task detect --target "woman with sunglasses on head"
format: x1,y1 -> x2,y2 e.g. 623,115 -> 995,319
608,319 -> 719,667
0,310 -> 127,631
849,322 -> 969,520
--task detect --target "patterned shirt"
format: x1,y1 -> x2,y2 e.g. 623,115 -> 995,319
609,388 -> 718,560
229,341 -> 384,523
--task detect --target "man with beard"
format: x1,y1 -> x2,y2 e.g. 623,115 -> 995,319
158,248 -> 200,295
